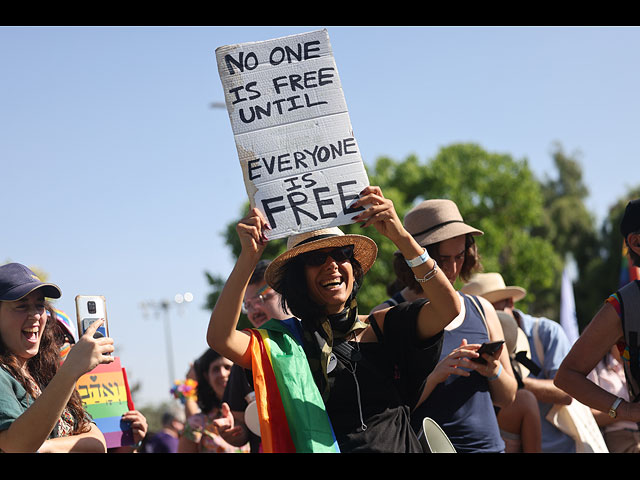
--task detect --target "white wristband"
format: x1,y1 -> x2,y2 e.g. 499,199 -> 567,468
488,363 -> 502,381
405,248 -> 430,268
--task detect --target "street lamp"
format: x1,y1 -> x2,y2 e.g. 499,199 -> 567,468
140,292 -> 193,388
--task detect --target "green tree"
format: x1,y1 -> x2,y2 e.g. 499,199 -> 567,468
535,143 -> 597,256
204,143 -> 563,319
575,185 -> 640,331
416,143 -> 563,317
533,142 -> 600,324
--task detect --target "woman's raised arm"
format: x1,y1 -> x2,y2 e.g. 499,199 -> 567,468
352,186 -> 461,339
207,208 -> 269,369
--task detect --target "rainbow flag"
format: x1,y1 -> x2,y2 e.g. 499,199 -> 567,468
247,319 -> 340,453
76,357 -> 134,448
54,308 -> 77,342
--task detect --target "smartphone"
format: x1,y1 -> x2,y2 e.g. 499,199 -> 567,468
472,340 -> 505,364
75,295 -> 109,339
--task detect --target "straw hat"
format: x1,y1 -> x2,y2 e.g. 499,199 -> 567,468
497,311 -> 532,378
264,227 -> 378,293
403,199 -> 483,247
460,272 -> 526,304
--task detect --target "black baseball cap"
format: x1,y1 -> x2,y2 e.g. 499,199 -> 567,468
0,263 -> 62,301
621,199 -> 640,239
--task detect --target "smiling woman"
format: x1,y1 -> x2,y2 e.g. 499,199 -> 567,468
207,185 -> 462,453
0,263 -> 115,453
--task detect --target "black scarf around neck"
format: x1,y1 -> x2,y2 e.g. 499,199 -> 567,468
299,283 -> 367,401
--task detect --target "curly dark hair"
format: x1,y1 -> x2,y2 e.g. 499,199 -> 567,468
193,348 -> 224,414
0,300 -> 91,435
393,233 -> 482,293
274,251 -> 364,323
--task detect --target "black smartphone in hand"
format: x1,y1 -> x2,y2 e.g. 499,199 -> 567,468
472,340 -> 505,364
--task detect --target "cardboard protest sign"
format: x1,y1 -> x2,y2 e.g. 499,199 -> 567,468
216,29 -> 370,240
76,357 -> 135,448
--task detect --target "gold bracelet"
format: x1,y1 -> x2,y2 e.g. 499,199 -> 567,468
414,261 -> 439,283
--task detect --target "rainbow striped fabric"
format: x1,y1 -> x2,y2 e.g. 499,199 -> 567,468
247,319 -> 340,453
76,357 -> 134,448
54,308 -> 77,342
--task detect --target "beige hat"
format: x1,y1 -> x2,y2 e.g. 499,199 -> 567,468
460,272 -> 526,304
497,311 -> 532,378
403,199 -> 483,246
264,227 -> 378,293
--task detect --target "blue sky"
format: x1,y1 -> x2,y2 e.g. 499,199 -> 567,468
2,26 -> 639,407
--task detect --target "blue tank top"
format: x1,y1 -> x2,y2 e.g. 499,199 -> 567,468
411,294 -> 506,453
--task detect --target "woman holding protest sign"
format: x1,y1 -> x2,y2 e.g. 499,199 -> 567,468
207,186 -> 461,453
0,263 -> 114,453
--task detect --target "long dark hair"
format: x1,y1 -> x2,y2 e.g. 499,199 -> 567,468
193,349 -> 224,414
0,301 -> 90,435
275,253 -> 364,323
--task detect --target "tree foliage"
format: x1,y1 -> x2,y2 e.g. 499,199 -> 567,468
202,142 -> 640,333
410,143 -> 562,317
206,143 -> 563,317
574,184 -> 640,331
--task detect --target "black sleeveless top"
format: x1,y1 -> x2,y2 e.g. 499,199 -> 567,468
324,299 -> 443,453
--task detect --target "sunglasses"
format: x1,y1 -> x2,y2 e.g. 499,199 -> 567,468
300,245 -> 355,266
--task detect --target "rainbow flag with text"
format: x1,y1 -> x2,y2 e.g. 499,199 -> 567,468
76,357 -> 134,448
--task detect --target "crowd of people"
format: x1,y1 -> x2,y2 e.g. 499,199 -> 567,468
1,192 -> 640,453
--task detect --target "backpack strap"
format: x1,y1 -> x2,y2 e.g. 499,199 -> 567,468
619,280 -> 640,401
369,314 -> 384,342
532,317 -> 544,366
466,294 -> 489,337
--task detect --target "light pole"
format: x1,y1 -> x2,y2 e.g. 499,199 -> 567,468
140,292 -> 193,388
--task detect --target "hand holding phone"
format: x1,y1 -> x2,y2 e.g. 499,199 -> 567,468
472,340 -> 505,364
63,318 -> 115,377
76,295 -> 109,340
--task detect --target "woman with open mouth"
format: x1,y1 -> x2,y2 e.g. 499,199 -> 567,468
207,186 -> 461,453
0,263 -> 114,453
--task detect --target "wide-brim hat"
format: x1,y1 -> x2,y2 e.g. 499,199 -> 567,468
497,310 -> 532,378
264,227 -> 378,293
0,263 -> 62,302
460,272 -> 526,304
404,199 -> 483,247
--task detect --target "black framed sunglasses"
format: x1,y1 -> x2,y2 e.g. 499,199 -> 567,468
301,245 -> 355,266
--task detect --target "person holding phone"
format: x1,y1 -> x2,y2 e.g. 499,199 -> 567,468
207,186 -> 461,453
372,199 -> 517,453
0,262 -> 114,453
461,272 -> 574,453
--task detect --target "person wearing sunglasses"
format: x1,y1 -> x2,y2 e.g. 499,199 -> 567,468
207,186 -> 461,453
